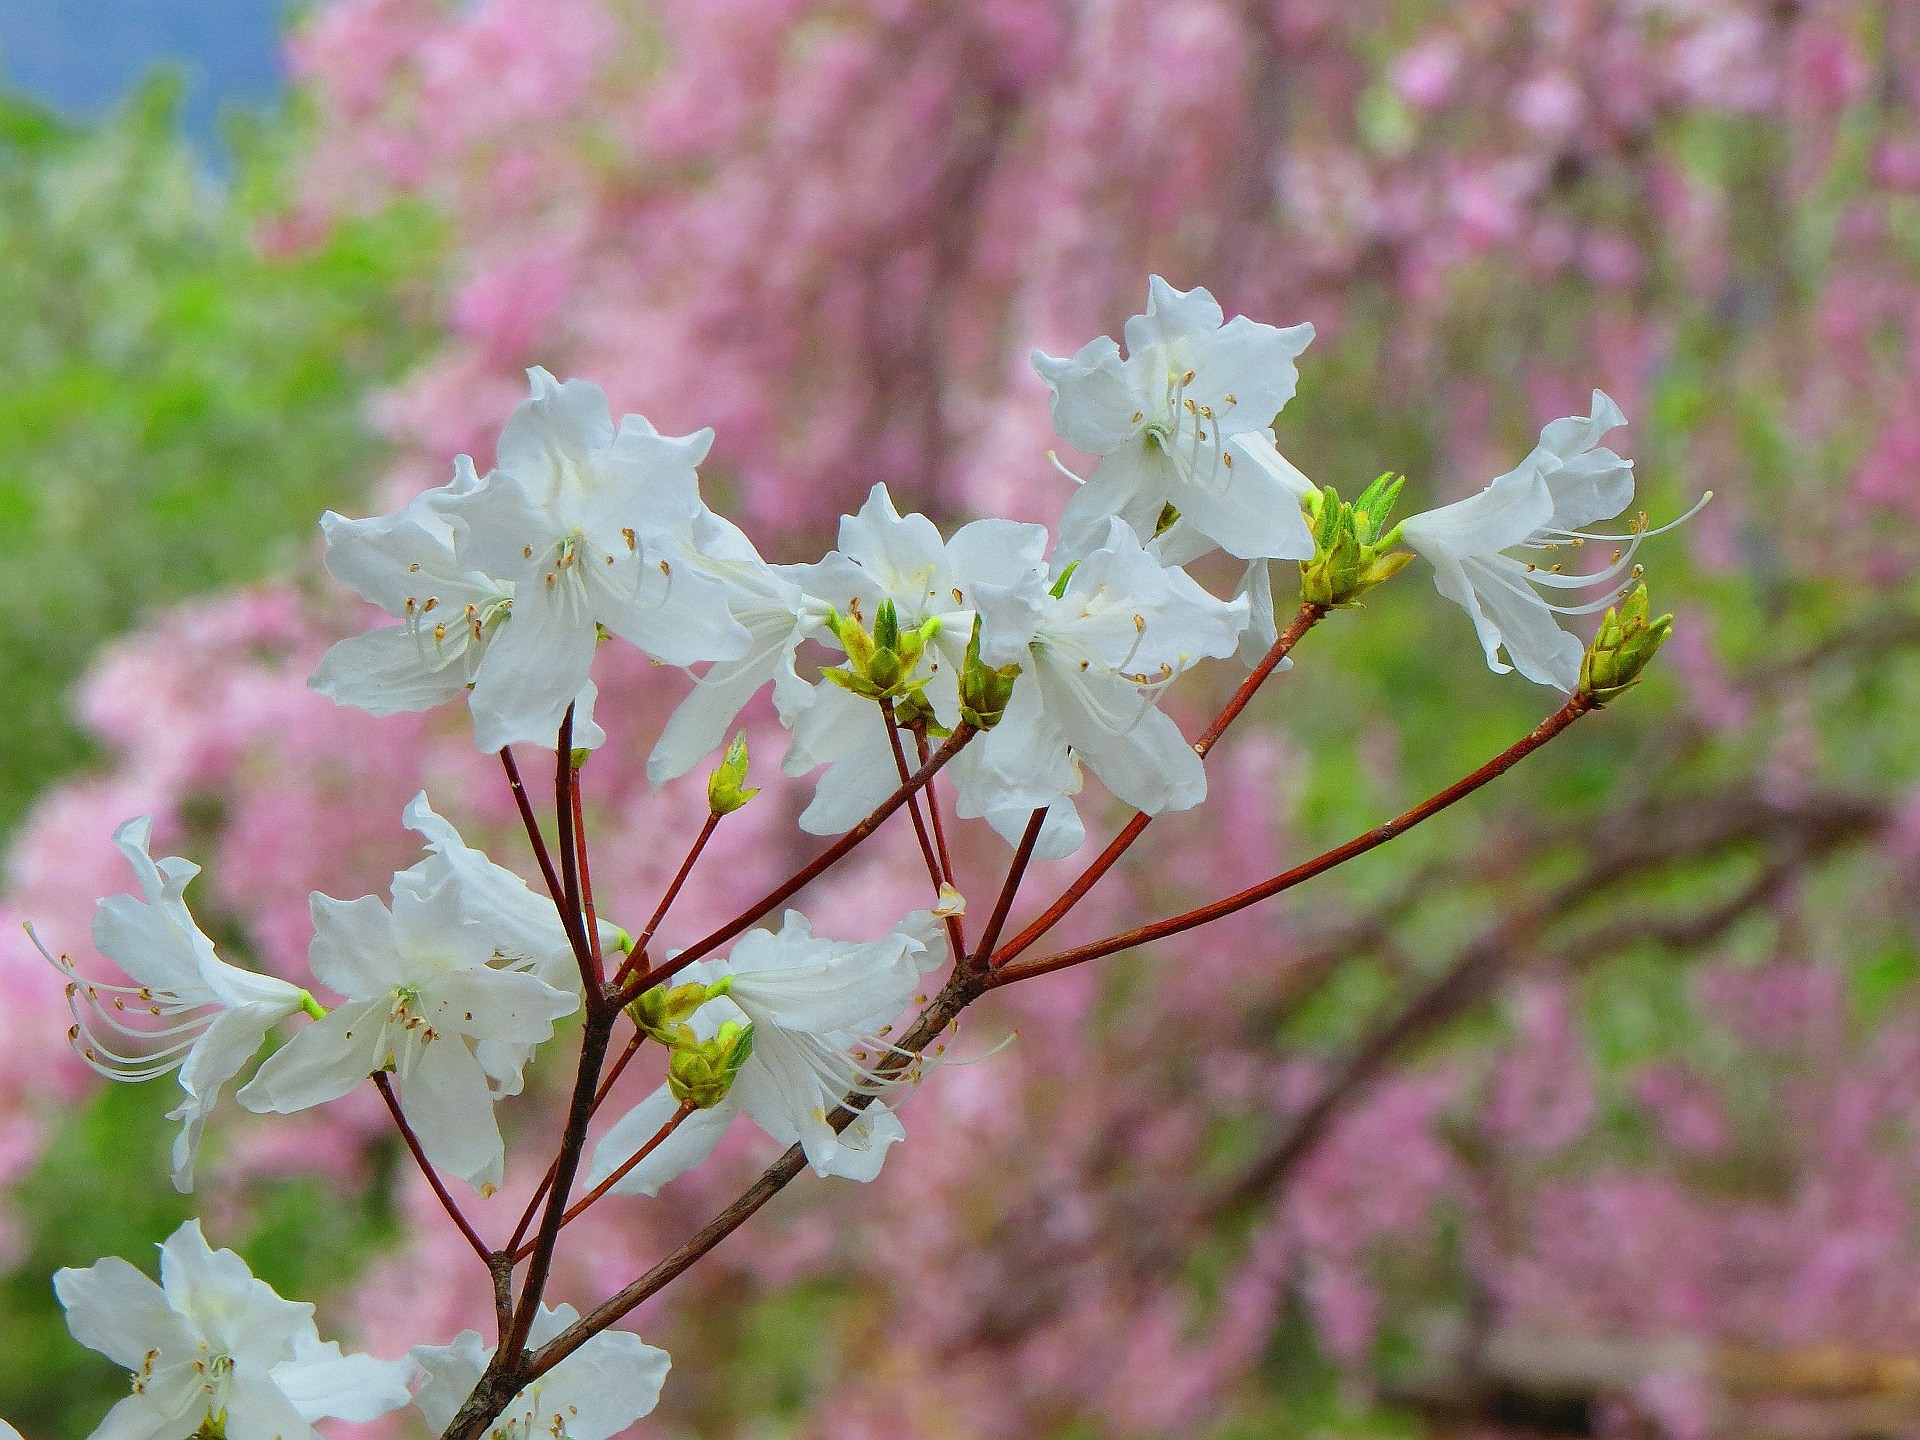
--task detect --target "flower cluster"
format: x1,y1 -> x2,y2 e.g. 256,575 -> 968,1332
28,277 -> 1690,1439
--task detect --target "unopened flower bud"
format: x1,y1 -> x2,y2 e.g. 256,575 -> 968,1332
707,732 -> 760,815
1579,583 -> 1673,704
824,600 -> 942,703
1300,473 -> 1414,608
666,1019 -> 755,1109
959,617 -> 1020,730
627,978 -> 723,1046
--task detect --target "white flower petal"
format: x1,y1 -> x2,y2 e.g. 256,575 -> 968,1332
587,1085 -> 734,1197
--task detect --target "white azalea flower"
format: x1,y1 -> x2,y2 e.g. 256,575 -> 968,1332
646,509 -> 833,787
400,792 -> 629,1096
310,462 -> 609,751
1034,276 -> 1317,562
54,1219 -> 412,1440
955,519 -> 1246,858
781,485 -> 1048,836
401,792 -> 585,993
1395,391 -> 1696,691
236,866 -> 578,1195
32,817 -> 307,1193
437,367 -> 751,749
411,1304 -> 669,1440
587,911 -> 941,1190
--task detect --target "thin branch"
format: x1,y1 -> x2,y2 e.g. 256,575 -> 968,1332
613,814 -> 722,988
884,701 -> 965,960
523,969 -> 984,1384
501,747 -> 567,916
614,724 -> 975,1001
992,693 -> 1595,987
552,708 -> 601,1004
972,808 -> 1047,968
912,724 -> 959,888
374,1073 -> 491,1267
570,760 -> 603,974
991,602 -> 1328,968
505,1027 -> 651,1256
509,1098 -> 699,1257
503,1009 -> 615,1360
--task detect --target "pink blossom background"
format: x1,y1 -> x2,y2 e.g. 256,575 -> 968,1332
6,1 -> 1920,1436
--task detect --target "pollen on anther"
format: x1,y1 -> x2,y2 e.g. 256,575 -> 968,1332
1130,410 -> 1143,424
659,559 -> 671,576
1223,452 -> 1233,468
524,545 -> 534,559
408,562 -> 421,572
622,526 -> 636,550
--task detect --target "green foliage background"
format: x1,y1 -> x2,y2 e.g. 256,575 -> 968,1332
0,75 -> 435,839
0,77 -> 434,1434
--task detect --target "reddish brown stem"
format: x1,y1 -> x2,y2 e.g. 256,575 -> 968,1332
912,726 -> 959,887
613,813 -> 723,988
990,603 -> 1327,968
551,708 -> 601,1006
972,807 -> 1047,967
512,692 -> 1598,1405
991,693 -> 1595,987
570,763 -> 603,975
505,1027 -> 650,1256
523,968 -> 983,1384
614,725 -> 974,1002
504,1008 -> 614,1360
884,703 -> 965,959
374,1072 -> 491,1266
501,747 -> 567,918
509,1099 -> 698,1258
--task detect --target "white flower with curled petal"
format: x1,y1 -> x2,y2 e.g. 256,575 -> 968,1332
236,865 -> 578,1195
586,911 -> 941,1192
1394,391 -> 1701,691
436,367 -> 752,750
411,1304 -> 669,1440
31,817 -> 307,1193
54,1219 -> 412,1440
1034,276 -> 1317,563
646,509 -> 834,788
310,462 -> 609,751
955,518 -> 1246,858
399,792 -> 630,1097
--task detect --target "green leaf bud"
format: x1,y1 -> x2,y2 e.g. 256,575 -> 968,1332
959,617 -> 1021,730
667,1020 -> 755,1109
1298,475 -> 1412,608
1579,584 -> 1674,704
707,731 -> 760,815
